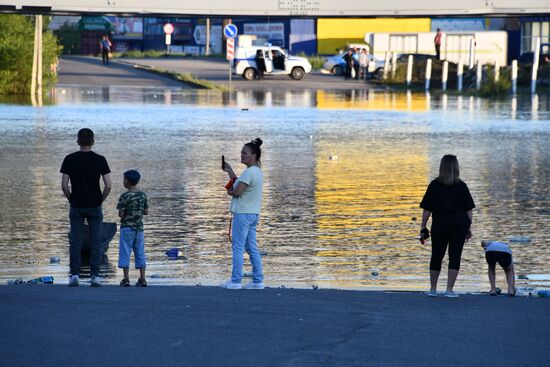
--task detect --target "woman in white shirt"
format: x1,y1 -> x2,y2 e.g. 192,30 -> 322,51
221,138 -> 264,290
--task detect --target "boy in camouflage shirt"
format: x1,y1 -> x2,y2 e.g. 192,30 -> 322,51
117,170 -> 149,287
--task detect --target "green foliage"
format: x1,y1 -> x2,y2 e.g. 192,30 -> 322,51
479,66 -> 512,97
0,14 -> 62,95
54,21 -> 80,54
296,52 -> 325,70
112,50 -> 168,58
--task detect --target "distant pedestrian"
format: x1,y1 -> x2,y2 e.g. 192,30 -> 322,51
359,48 -> 370,80
343,49 -> 354,80
352,48 -> 360,80
117,170 -> 149,287
434,29 -> 442,60
221,138 -> 264,290
481,240 -> 516,296
419,154 -> 475,297
99,35 -> 112,65
61,128 -> 112,287
255,49 -> 266,80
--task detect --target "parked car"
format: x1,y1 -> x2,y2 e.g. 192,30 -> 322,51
396,53 -> 434,63
233,46 -> 312,80
323,50 -> 385,78
518,43 -> 550,65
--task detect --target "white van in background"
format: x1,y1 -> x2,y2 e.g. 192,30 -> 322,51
365,31 -> 508,66
233,46 -> 312,80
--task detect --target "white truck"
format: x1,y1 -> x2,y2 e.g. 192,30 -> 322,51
365,31 -> 508,66
233,45 -> 312,80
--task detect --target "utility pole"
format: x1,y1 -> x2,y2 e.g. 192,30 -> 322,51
31,15 -> 43,105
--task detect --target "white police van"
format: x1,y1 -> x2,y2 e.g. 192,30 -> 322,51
233,45 -> 312,80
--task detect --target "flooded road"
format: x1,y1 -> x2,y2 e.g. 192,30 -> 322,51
0,87 -> 548,291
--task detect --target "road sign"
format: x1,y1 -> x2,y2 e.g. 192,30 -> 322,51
165,34 -> 171,45
223,24 -> 238,39
164,23 -> 174,35
226,38 -> 235,60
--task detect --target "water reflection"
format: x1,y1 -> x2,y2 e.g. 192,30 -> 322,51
45,86 -> 550,120
0,88 -> 549,292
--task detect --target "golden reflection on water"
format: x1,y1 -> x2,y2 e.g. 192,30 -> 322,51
316,90 -> 430,111
313,137 -> 430,287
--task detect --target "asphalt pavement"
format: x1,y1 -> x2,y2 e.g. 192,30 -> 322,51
1,285 -> 549,367
119,57 -> 373,90
57,56 -> 189,88
58,56 -> 374,90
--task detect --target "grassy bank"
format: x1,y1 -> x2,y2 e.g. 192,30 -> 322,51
129,64 -> 228,91
377,59 -> 550,96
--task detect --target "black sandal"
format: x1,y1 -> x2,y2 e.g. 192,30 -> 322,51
135,278 -> 147,287
120,278 -> 130,287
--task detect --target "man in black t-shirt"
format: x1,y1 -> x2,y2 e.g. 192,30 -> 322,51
60,128 -> 111,287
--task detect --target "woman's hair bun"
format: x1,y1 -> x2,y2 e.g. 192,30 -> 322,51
251,138 -> 263,147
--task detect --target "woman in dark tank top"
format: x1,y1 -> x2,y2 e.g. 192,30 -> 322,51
419,155 -> 475,297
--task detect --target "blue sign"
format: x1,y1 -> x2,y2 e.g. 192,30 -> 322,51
223,24 -> 238,39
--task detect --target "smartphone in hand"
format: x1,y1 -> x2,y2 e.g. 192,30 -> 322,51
221,155 -> 225,170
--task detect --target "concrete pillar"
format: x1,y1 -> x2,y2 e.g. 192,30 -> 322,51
383,51 -> 390,79
391,52 -> 397,79
476,60 -> 482,90
531,37 -> 540,94
442,60 -> 448,91
406,54 -> 413,86
425,58 -> 432,90
511,60 -> 518,94
457,60 -> 463,91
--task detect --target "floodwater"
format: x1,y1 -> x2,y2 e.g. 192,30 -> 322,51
0,86 -> 549,292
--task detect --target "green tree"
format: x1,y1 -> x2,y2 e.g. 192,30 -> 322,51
0,14 -> 62,95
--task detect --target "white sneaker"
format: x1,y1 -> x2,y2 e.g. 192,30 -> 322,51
68,275 -> 79,287
444,290 -> 459,298
244,281 -> 265,290
219,280 -> 242,289
90,276 -> 102,287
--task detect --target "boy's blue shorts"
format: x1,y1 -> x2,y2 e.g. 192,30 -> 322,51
118,227 -> 146,269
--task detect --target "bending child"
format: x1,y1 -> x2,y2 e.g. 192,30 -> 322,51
117,170 -> 149,287
481,240 -> 515,296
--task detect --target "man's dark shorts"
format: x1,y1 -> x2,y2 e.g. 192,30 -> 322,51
485,251 -> 512,268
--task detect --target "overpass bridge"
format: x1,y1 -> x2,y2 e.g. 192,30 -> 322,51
0,0 -> 549,17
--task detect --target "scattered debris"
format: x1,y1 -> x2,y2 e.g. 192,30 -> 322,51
508,236 -> 531,243
165,248 -> 186,259
371,271 -> 379,277
312,285 -> 319,290
26,276 -> 54,285
259,251 -> 268,256
328,155 -> 338,160
243,271 -> 253,277
411,217 -> 417,221
50,256 -> 60,264
7,278 -> 24,285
